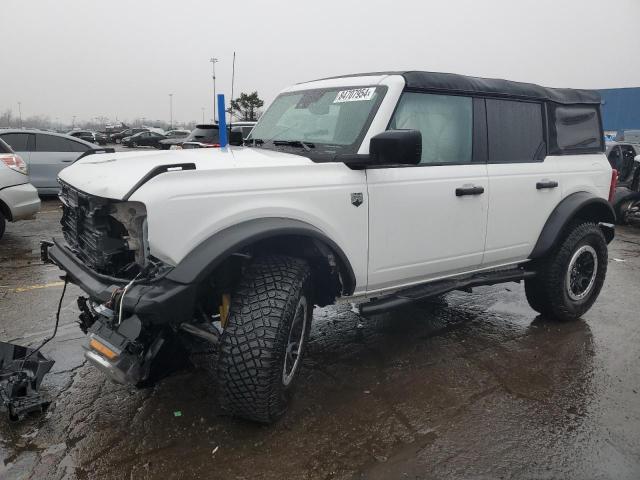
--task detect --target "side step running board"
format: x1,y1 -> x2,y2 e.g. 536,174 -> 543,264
359,268 -> 536,316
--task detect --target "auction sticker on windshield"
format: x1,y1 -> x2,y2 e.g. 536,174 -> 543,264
334,87 -> 376,103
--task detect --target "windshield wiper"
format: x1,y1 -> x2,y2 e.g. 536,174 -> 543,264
272,140 -> 315,151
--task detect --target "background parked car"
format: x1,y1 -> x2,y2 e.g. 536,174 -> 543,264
165,129 -> 190,139
110,127 -> 149,143
122,130 -> 167,148
68,130 -> 109,145
172,122 -> 256,149
607,142 -> 638,184
0,129 -> 114,195
0,138 -> 40,239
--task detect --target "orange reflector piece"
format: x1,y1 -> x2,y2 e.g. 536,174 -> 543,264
89,338 -> 118,360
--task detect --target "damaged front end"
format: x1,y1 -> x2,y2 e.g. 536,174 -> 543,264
43,182 -> 199,386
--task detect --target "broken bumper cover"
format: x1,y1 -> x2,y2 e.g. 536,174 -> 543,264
42,239 -> 196,325
0,342 -> 55,421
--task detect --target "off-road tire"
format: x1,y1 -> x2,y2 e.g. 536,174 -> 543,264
525,222 -> 607,321
217,255 -> 312,423
0,211 -> 5,240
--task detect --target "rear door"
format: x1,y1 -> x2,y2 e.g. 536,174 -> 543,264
29,134 -> 89,192
366,92 -> 489,292
483,98 -> 561,266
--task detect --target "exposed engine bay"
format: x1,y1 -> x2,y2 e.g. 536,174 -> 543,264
59,181 -> 151,279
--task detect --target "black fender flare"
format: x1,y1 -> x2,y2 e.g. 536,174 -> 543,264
529,192 -> 615,260
165,217 -> 356,294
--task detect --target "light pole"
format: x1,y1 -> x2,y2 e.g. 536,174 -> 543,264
169,93 -> 173,129
17,102 -> 22,128
210,57 -> 218,123
72,115 -> 76,129
201,107 -> 205,124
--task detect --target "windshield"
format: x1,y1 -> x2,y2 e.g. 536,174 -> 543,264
248,86 -> 386,155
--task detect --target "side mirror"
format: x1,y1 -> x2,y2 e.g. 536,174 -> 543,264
369,129 -> 422,166
229,127 -> 244,146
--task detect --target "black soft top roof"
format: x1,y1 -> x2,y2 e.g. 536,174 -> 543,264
306,71 -> 601,105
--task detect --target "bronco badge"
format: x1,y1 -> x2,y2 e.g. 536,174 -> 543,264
351,192 -> 363,207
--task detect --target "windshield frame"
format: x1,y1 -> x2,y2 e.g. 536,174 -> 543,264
247,85 -> 388,160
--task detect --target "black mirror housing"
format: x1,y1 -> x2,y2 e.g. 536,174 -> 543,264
229,127 -> 244,146
369,129 -> 422,166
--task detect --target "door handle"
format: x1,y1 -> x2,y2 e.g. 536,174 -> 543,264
61,160 -> 73,163
536,180 -> 558,189
455,185 -> 485,196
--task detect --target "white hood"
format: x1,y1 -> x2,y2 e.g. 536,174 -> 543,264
58,147 -> 313,200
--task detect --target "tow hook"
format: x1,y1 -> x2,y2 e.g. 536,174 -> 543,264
40,240 -> 54,264
0,342 -> 55,422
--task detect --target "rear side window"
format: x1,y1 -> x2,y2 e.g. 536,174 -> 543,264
389,92 -> 473,164
36,134 -> 88,152
0,133 -> 30,151
486,99 -> 545,163
549,104 -> 603,154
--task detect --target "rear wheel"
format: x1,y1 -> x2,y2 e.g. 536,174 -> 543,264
525,222 -> 607,321
131,141 -> 138,148
216,255 -> 312,423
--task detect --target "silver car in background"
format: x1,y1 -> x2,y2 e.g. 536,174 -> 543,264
0,129 -> 114,195
0,138 -> 40,240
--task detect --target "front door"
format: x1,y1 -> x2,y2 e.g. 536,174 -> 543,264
366,91 -> 488,292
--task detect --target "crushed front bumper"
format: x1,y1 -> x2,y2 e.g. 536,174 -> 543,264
42,239 -> 196,325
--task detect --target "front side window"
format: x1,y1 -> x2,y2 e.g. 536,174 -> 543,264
389,92 -> 473,164
248,86 -> 386,156
486,99 -> 544,163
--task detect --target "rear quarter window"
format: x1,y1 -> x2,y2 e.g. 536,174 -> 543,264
0,138 -> 13,153
549,104 -> 603,154
0,133 -> 30,152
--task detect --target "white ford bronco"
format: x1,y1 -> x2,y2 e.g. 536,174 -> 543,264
43,71 -> 616,423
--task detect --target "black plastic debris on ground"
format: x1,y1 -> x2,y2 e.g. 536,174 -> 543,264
0,341 -> 55,421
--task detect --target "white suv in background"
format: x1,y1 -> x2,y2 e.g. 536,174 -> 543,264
0,138 -> 40,240
44,71 -> 615,423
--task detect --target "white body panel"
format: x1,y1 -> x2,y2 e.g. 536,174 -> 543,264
484,160 -> 560,265
366,164 -> 488,291
59,147 -> 371,294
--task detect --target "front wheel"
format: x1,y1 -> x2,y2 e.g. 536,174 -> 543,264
525,222 -> 607,321
0,211 -> 5,240
216,255 -> 312,423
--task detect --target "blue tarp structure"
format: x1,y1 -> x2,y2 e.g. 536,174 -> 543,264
598,88 -> 640,132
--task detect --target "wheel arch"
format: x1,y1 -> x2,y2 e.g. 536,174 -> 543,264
530,191 -> 615,260
166,218 -> 357,299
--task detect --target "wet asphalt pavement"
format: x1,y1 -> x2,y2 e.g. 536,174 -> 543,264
1,199 -> 639,480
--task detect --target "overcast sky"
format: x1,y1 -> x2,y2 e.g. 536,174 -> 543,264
3,0 -> 639,125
